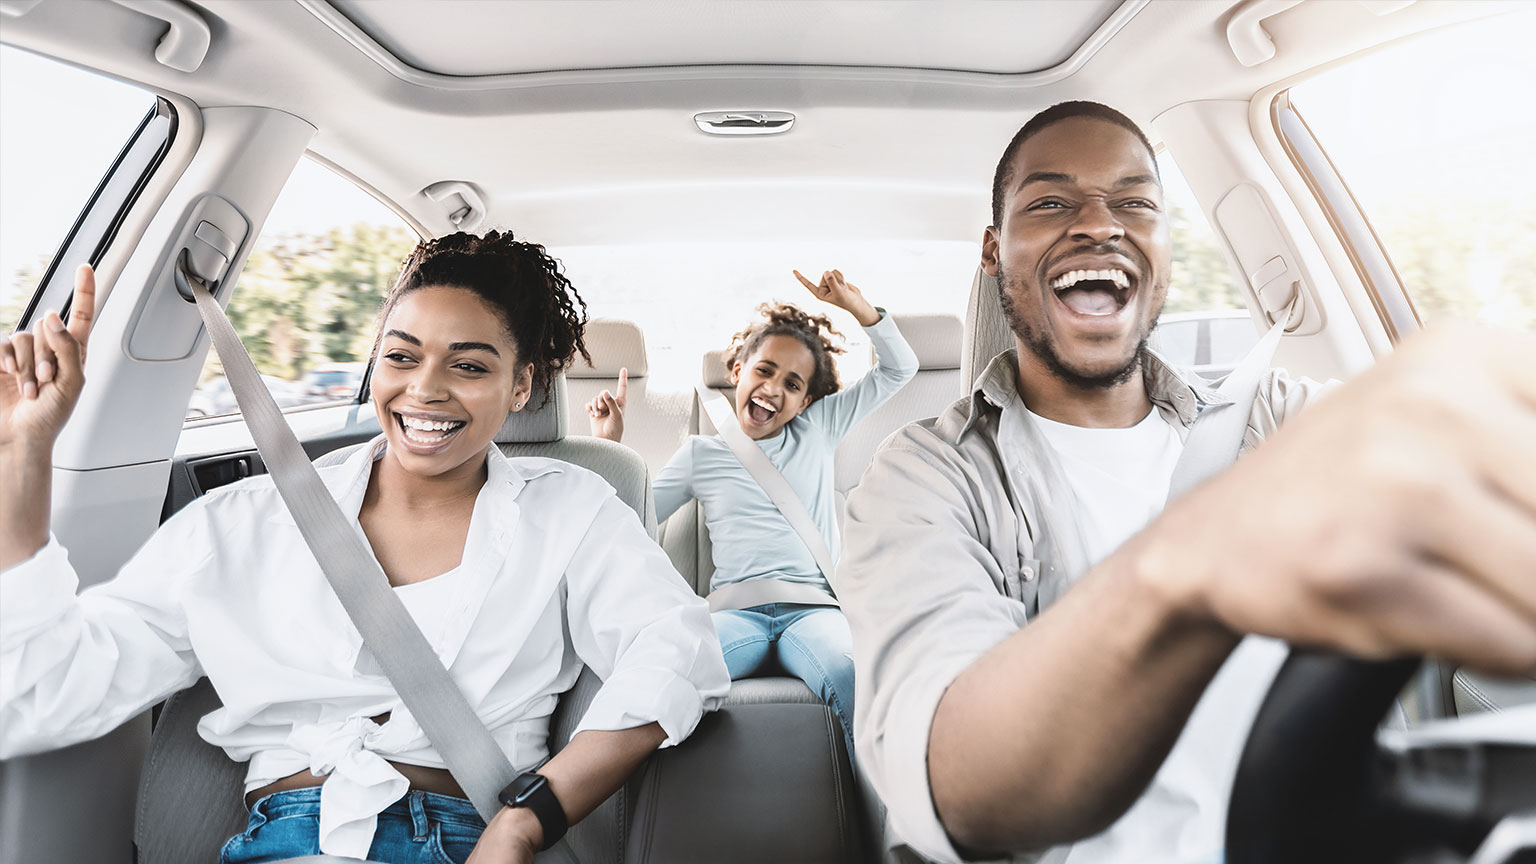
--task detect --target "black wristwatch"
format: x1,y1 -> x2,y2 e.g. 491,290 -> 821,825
498,771 -> 567,851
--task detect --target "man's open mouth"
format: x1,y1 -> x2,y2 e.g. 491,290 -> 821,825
1048,268 -> 1134,317
396,413 -> 467,446
745,395 -> 779,426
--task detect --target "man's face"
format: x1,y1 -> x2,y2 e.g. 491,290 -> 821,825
983,116 -> 1170,389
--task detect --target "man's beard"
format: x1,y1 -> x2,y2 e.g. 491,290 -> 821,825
996,264 -> 1153,392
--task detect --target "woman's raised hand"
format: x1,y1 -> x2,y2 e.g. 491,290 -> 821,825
585,366 -> 627,443
0,264 -> 95,452
794,269 -> 880,327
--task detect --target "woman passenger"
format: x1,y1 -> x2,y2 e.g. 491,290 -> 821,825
586,270 -> 917,758
0,231 -> 730,864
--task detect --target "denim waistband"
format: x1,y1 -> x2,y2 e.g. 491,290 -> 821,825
252,786 -> 487,830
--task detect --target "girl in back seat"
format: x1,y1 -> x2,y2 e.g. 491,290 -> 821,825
0,232 -> 729,864
587,270 -> 918,757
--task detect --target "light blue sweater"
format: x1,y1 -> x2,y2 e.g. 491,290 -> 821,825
654,313 -> 919,594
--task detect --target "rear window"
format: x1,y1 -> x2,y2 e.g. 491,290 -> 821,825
551,240 -> 978,385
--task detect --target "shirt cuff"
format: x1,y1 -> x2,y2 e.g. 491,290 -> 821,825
863,307 -> 896,333
571,666 -> 719,747
874,656 -> 985,864
0,535 -> 79,651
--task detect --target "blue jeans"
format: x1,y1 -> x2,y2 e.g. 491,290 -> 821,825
218,787 -> 486,864
712,603 -> 856,758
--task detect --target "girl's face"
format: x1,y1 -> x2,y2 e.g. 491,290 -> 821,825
730,334 -> 817,440
370,285 -> 532,478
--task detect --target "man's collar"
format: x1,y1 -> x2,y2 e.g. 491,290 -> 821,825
961,348 -> 1228,436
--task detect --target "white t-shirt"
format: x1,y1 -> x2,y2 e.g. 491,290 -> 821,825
1027,406 -> 1285,864
1025,406 -> 1184,564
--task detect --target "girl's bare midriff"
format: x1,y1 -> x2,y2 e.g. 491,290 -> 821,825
244,713 -> 466,807
246,762 -> 465,808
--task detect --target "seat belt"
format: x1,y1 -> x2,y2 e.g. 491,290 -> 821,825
176,258 -> 515,823
694,384 -> 840,612
1167,308 -> 1293,502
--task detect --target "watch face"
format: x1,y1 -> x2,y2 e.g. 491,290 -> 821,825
513,773 -> 548,805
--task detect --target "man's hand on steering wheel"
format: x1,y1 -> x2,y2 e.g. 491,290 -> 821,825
1138,322 -> 1536,678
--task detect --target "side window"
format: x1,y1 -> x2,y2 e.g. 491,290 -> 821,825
1152,152 -> 1256,379
185,158 -> 419,421
1,46 -> 162,332
1286,8 -> 1536,332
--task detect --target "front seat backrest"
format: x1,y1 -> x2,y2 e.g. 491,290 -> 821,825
962,264 -> 1011,387
136,375 -> 652,864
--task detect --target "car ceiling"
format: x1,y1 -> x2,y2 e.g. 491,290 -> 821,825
0,0 -> 1511,246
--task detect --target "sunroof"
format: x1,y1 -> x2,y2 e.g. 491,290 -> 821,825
319,0 -> 1130,79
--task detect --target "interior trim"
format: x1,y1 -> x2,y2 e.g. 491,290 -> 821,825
1269,92 -> 1420,342
294,0 -> 1150,92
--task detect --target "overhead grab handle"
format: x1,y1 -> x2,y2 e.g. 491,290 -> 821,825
422,180 -> 487,232
1225,0 -> 1304,68
110,0 -> 211,73
694,111 -> 796,136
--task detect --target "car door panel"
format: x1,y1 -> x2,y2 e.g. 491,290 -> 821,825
166,401 -> 381,518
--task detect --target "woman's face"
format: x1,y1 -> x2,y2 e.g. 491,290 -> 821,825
370,285 -> 532,479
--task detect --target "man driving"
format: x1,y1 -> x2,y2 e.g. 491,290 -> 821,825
838,101 -> 1536,862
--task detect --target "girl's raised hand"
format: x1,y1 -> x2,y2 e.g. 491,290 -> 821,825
793,269 -> 880,327
585,366 -> 627,443
0,265 -> 95,452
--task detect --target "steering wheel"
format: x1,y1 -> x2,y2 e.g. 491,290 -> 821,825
1226,650 -> 1536,864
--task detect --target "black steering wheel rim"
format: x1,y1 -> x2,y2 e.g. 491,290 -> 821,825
1226,650 -> 1421,864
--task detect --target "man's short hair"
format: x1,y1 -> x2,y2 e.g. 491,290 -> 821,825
990,101 -> 1159,227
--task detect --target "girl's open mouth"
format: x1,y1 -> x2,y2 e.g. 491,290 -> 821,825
745,396 -> 778,426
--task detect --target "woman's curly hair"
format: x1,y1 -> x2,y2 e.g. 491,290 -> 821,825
375,230 -> 589,406
724,302 -> 845,402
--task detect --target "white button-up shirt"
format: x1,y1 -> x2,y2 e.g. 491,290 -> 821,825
1,438 -> 730,858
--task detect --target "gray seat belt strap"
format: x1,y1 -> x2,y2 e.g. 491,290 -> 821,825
695,384 -> 840,609
706,577 -> 840,613
1167,313 -> 1289,502
179,265 -> 514,822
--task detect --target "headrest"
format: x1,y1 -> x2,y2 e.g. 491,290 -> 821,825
701,349 -> 733,389
962,264 -> 1013,385
495,374 -> 568,443
891,313 -> 962,371
569,318 -> 648,379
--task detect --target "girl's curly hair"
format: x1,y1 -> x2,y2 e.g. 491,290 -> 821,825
724,302 -> 845,402
375,230 -> 590,406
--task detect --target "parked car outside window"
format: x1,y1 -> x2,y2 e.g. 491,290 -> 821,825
1151,310 -> 1259,381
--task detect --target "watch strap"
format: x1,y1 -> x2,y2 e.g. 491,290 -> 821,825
498,772 -> 568,851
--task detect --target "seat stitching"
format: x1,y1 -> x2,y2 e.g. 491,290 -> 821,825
1459,675 -> 1498,712
637,752 -> 662,860
615,783 -> 626,864
135,692 -> 174,843
825,708 -> 849,856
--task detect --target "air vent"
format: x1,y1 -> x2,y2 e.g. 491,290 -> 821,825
694,111 -> 795,136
